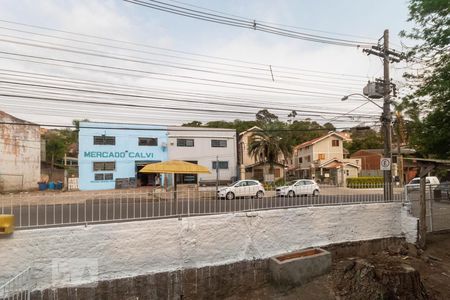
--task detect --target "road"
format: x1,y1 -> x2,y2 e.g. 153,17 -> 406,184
4,193 -> 404,228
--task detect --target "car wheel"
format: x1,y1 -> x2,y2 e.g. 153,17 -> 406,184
256,191 -> 264,199
313,190 -> 319,197
288,190 -> 295,198
226,192 -> 235,200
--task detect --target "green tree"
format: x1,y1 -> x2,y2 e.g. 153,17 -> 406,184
248,123 -> 293,174
344,127 -> 384,154
255,109 -> 278,125
182,121 -> 203,127
400,0 -> 450,158
45,132 -> 67,180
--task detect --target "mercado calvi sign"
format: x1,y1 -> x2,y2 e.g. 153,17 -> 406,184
83,151 -> 155,159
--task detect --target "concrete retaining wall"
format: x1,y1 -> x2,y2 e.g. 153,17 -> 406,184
30,237 -> 407,300
0,203 -> 417,292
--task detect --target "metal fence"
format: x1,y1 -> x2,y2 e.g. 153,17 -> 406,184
405,184 -> 450,232
0,267 -> 32,300
0,183 -> 405,230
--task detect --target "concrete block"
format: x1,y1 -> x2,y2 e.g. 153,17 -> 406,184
269,248 -> 331,286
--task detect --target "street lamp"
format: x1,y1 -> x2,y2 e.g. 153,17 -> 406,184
341,93 -> 383,110
342,93 -> 393,201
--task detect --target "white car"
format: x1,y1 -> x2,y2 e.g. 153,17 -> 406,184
276,179 -> 320,197
405,176 -> 440,191
217,180 -> 265,200
404,176 -> 440,201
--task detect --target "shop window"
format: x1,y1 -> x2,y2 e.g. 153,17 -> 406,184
177,161 -> 198,184
318,153 -> 325,160
93,161 -> 116,171
211,139 -> 227,147
177,139 -> 194,147
212,161 -> 229,169
93,135 -> 115,145
138,137 -> 158,146
332,140 -> 340,147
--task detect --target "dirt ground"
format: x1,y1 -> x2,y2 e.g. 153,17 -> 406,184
227,232 -> 450,300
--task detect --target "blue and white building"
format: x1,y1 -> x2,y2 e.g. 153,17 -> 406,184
78,122 -> 168,190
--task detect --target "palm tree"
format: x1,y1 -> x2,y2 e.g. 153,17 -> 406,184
248,127 -> 293,174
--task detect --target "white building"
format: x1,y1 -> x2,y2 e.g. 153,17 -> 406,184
0,111 -> 41,191
168,126 -> 238,185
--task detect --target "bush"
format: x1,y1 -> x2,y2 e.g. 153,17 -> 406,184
347,177 -> 383,188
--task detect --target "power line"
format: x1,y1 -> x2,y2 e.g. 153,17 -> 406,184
0,80 -> 379,118
0,121 -> 376,132
124,0 -> 375,47
0,36 -> 366,89
0,20 -> 370,78
163,0 -> 379,41
0,69 -> 362,108
0,51 -> 355,98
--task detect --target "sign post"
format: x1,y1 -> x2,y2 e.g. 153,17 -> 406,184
380,158 -> 391,171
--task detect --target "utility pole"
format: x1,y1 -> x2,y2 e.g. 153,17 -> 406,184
215,155 -> 219,195
382,29 -> 393,201
363,29 -> 403,201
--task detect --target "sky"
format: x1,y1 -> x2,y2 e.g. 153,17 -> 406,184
0,0 -> 414,129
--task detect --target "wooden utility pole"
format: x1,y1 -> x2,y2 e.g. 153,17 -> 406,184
418,174 -> 427,249
382,29 -> 393,201
215,155 -> 219,194
363,29 -> 403,201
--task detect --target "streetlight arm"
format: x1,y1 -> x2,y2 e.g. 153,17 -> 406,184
341,93 -> 384,110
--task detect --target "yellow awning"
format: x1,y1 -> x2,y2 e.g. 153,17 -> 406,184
139,160 -> 211,174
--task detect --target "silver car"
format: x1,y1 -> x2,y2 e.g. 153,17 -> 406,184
276,179 -> 320,197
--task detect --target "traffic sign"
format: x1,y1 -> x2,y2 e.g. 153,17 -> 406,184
380,158 -> 391,171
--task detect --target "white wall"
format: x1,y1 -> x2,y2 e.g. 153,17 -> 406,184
0,203 -> 417,290
0,113 -> 40,191
168,127 -> 237,182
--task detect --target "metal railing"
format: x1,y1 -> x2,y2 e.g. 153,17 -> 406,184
0,183 -> 405,230
0,267 -> 32,300
405,183 -> 450,232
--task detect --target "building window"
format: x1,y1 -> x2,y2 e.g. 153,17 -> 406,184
94,173 -> 113,181
211,139 -> 227,147
93,135 -> 115,145
318,153 -> 325,160
299,157 -> 303,164
177,161 -> 198,184
274,168 -> 281,178
306,155 -> 311,162
177,138 -> 194,147
212,161 -> 229,169
332,140 -> 340,147
93,161 -> 116,171
138,137 -> 158,146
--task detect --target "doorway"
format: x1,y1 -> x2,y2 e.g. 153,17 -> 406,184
135,161 -> 160,187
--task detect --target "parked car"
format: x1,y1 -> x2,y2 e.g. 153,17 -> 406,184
434,181 -> 450,201
404,176 -> 440,191
217,180 -> 265,200
276,179 -> 320,197
404,176 -> 440,201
